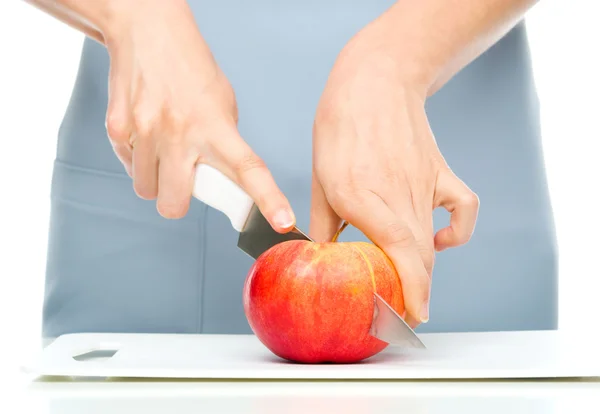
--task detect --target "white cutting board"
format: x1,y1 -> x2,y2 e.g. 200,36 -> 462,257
22,329 -> 600,380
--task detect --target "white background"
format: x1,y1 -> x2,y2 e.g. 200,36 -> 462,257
0,1 -> 598,373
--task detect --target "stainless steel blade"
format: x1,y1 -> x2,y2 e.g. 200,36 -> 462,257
237,204 -> 313,259
370,293 -> 427,349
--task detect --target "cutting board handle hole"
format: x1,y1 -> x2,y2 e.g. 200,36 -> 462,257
72,348 -> 119,362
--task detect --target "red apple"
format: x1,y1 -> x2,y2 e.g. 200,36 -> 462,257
242,238 -> 405,364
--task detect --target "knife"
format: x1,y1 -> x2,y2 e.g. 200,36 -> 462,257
372,293 -> 427,349
192,163 -> 312,259
192,164 -> 426,349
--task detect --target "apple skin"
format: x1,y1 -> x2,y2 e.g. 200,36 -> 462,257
242,239 -> 405,364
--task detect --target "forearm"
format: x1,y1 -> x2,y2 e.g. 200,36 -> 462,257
23,0 -> 115,43
22,0 -> 190,46
379,0 -> 539,95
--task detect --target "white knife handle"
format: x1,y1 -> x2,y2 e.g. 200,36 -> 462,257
192,164 -> 254,232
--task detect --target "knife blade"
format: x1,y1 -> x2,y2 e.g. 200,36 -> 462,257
237,204 -> 312,259
192,164 -> 312,259
371,293 -> 427,349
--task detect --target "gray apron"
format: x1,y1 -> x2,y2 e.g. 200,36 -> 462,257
41,0 -> 558,340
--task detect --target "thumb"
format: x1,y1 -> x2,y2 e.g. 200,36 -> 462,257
309,173 -> 342,242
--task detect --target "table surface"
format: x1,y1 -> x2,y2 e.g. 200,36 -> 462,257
6,372 -> 600,414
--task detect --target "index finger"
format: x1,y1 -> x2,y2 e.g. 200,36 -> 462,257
434,169 -> 480,251
209,125 -> 296,233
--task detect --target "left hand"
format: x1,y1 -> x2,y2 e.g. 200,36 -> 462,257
309,14 -> 479,327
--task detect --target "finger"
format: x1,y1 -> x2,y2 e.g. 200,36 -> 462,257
404,314 -> 422,330
111,142 -> 133,177
433,169 -> 480,252
309,173 -> 342,242
211,126 -> 296,233
402,211 -> 435,279
131,132 -> 159,200
411,191 -> 436,251
386,184 -> 436,277
340,191 -> 431,323
105,56 -> 133,175
156,146 -> 194,219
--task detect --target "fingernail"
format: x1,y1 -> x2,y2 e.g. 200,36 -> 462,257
273,209 -> 295,229
420,301 -> 429,323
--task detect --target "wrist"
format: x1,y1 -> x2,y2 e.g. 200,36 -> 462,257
340,30 -> 435,100
95,0 -> 191,47
363,3 -> 443,96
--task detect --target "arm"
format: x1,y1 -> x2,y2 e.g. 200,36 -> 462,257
378,0 -> 539,95
311,0 -> 538,324
22,0 -> 115,44
21,0 -> 192,47
22,0 -> 296,228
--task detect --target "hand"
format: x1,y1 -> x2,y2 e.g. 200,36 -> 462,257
102,1 -> 295,230
310,16 -> 479,327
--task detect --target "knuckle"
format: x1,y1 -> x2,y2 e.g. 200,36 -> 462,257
233,153 -> 267,177
105,110 -> 130,141
132,107 -> 157,138
165,108 -> 188,132
461,191 -> 480,210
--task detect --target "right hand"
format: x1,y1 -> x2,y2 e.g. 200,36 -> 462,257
102,1 -> 295,231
